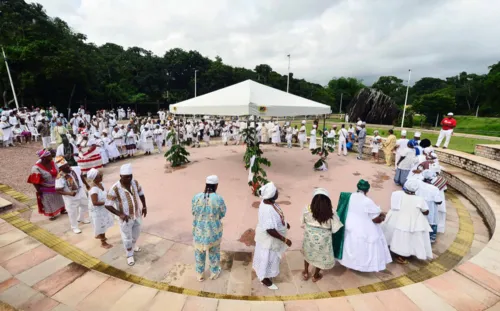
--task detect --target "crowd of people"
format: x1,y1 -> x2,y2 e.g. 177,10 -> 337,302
9,104 -> 452,289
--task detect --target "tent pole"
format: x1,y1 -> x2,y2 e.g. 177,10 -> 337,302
322,114 -> 326,150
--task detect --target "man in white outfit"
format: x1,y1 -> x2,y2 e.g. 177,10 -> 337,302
105,163 -> 148,266
394,130 -> 409,167
337,124 -> 348,156
435,112 -> 456,149
54,156 -> 90,234
298,120 -> 307,150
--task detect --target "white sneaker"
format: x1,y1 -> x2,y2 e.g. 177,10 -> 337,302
72,228 -> 82,234
127,256 -> 135,266
78,219 -> 91,224
134,246 -> 141,252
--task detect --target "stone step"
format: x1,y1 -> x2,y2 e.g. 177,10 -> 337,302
475,144 -> 500,162
0,197 -> 13,211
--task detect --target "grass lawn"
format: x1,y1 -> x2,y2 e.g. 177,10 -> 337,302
287,120 -> 498,154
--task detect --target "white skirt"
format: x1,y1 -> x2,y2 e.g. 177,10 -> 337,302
89,206 -> 114,236
106,143 -> 121,159
142,141 -> 154,152
385,229 -> 433,260
309,137 -> 317,150
271,134 -> 280,143
252,243 -> 282,281
99,147 -> 109,165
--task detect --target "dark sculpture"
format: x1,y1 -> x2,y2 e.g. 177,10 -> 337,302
346,88 -> 401,125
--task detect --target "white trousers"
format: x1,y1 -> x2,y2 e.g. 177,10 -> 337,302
155,138 -> 163,153
436,129 -> 453,148
42,136 -> 51,149
338,139 -> 347,155
119,218 -> 141,257
298,134 -> 306,149
62,191 -> 88,229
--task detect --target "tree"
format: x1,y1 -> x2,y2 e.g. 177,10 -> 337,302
412,77 -> 447,96
372,76 -> 406,105
327,77 -> 364,112
412,88 -> 456,123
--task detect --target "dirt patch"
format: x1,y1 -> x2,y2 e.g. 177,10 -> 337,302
371,171 -> 390,189
277,200 -> 291,205
205,157 -> 215,160
353,171 -> 361,176
164,161 -> 196,173
251,201 -> 260,208
238,229 -> 256,247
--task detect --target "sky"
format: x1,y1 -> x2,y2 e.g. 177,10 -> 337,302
30,0 -> 500,85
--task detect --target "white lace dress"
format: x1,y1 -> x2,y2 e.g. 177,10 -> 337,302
88,184 -> 114,236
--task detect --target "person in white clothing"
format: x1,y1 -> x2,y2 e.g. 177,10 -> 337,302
141,125 -> 155,154
102,131 -> 121,161
337,124 -> 348,156
416,170 -> 443,243
94,132 -> 109,165
1,116 -> 14,146
105,163 -> 147,266
285,125 -> 293,148
334,179 -> 392,272
86,168 -> 114,249
309,125 -> 317,150
370,130 -> 382,163
394,130 -> 409,167
222,124 -> 229,146
271,122 -> 281,146
382,179 -> 432,264
153,125 -> 164,153
252,182 -> 291,290
298,120 -> 307,150
54,156 -> 90,234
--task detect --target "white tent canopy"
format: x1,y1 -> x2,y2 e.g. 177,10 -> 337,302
169,80 -> 331,117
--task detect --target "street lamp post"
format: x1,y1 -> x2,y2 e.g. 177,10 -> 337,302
286,54 -> 291,93
400,69 -> 412,129
1,46 -> 19,110
194,69 -> 199,97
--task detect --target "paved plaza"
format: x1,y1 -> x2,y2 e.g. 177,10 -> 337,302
0,144 -> 496,310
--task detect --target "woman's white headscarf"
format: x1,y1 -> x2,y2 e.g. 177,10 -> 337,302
86,168 -> 100,181
404,179 -> 420,192
259,182 -> 277,200
313,188 -> 329,198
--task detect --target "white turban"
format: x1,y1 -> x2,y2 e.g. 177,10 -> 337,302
447,112 -> 454,116
404,179 -> 420,192
422,169 -> 435,180
206,175 -> 219,185
86,168 -> 99,181
430,163 -> 441,174
259,182 -> 277,200
313,188 -> 329,198
301,120 -> 306,124
120,163 -> 133,175
415,131 -> 421,137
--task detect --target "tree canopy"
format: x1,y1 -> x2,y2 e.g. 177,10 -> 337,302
0,0 -> 499,118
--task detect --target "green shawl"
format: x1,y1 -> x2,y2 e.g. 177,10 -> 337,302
333,192 -> 351,259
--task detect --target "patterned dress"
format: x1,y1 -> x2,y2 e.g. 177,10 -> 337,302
301,206 -> 343,270
27,161 -> 65,217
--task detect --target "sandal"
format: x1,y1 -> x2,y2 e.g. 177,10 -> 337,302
312,273 -> 323,283
210,270 -> 221,280
396,257 -> 409,265
302,271 -> 310,281
134,246 -> 141,252
197,275 -> 205,282
127,256 -> 135,266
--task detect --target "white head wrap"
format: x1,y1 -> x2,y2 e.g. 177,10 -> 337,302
86,168 -> 99,181
423,147 -> 433,154
259,182 -> 277,200
120,163 -> 133,175
313,188 -> 329,198
447,112 -> 454,116
301,120 -> 306,124
422,169 -> 435,180
206,175 -> 219,185
430,162 -> 441,174
404,179 -> 420,192
313,124 -> 317,129
415,131 -> 421,137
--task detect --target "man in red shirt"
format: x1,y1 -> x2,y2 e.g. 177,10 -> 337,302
435,112 -> 456,149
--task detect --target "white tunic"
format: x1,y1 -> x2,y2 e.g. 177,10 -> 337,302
416,181 -> 442,226
298,125 -> 306,142
88,184 -> 114,236
252,202 -> 288,281
271,125 -> 281,143
309,129 -> 317,150
382,191 -> 433,260
337,193 -> 392,272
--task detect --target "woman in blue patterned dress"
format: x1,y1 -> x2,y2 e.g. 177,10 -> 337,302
192,175 -> 227,282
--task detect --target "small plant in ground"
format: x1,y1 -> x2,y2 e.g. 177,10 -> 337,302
164,130 -> 190,167
311,130 -> 334,170
241,122 -> 271,196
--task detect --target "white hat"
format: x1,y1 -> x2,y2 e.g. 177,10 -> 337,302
422,169 -> 435,180
301,120 -> 306,124
313,124 -> 317,128
404,179 -> 420,192
120,163 -> 133,175
259,182 -> 277,200
313,188 -> 329,198
206,175 -> 219,185
60,113 -> 63,117
86,168 -> 99,181
401,130 -> 407,136
447,112 -> 454,116
415,131 -> 421,137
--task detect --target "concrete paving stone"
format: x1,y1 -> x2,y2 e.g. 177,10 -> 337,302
285,251 -> 305,271
291,270 -> 321,295
202,268 -> 230,294
0,266 -> 11,283
0,223 -> 15,234
315,297 -> 354,311
147,291 -> 186,311
425,274 -> 487,311
33,262 -> 88,297
347,293 -> 386,311
0,229 -> 27,248
50,304 -> 75,311
248,301 -> 285,311
216,299 -> 252,311
2,244 -> 57,275
284,300 -> 319,311
401,283 -> 457,311
108,284 -> 158,311
375,289 -> 421,311
456,262 -> 500,295
19,292 -> 59,311
76,277 -> 131,311
16,255 -> 71,286
0,278 -> 20,293
443,271 -> 500,308
182,296 -> 219,311
227,260 -> 252,296
52,271 -> 109,307
0,237 -> 40,263
0,282 -> 38,308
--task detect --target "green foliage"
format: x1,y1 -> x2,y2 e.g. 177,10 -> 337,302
164,130 -> 190,167
310,132 -> 335,170
412,89 -> 456,123
327,77 -> 364,111
241,123 -> 271,196
372,76 -> 407,105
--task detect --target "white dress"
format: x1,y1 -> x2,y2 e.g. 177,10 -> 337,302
252,202 -> 288,281
298,126 -> 306,142
104,136 -> 121,159
309,129 -> 317,150
416,181 -> 442,226
337,193 -> 392,272
382,191 -> 433,260
96,139 -> 109,165
141,130 -> 154,152
88,184 -> 114,236
271,125 -> 281,143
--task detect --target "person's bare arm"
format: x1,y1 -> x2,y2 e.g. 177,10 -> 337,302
266,229 -> 292,247
140,195 -> 147,217
91,193 -> 104,206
